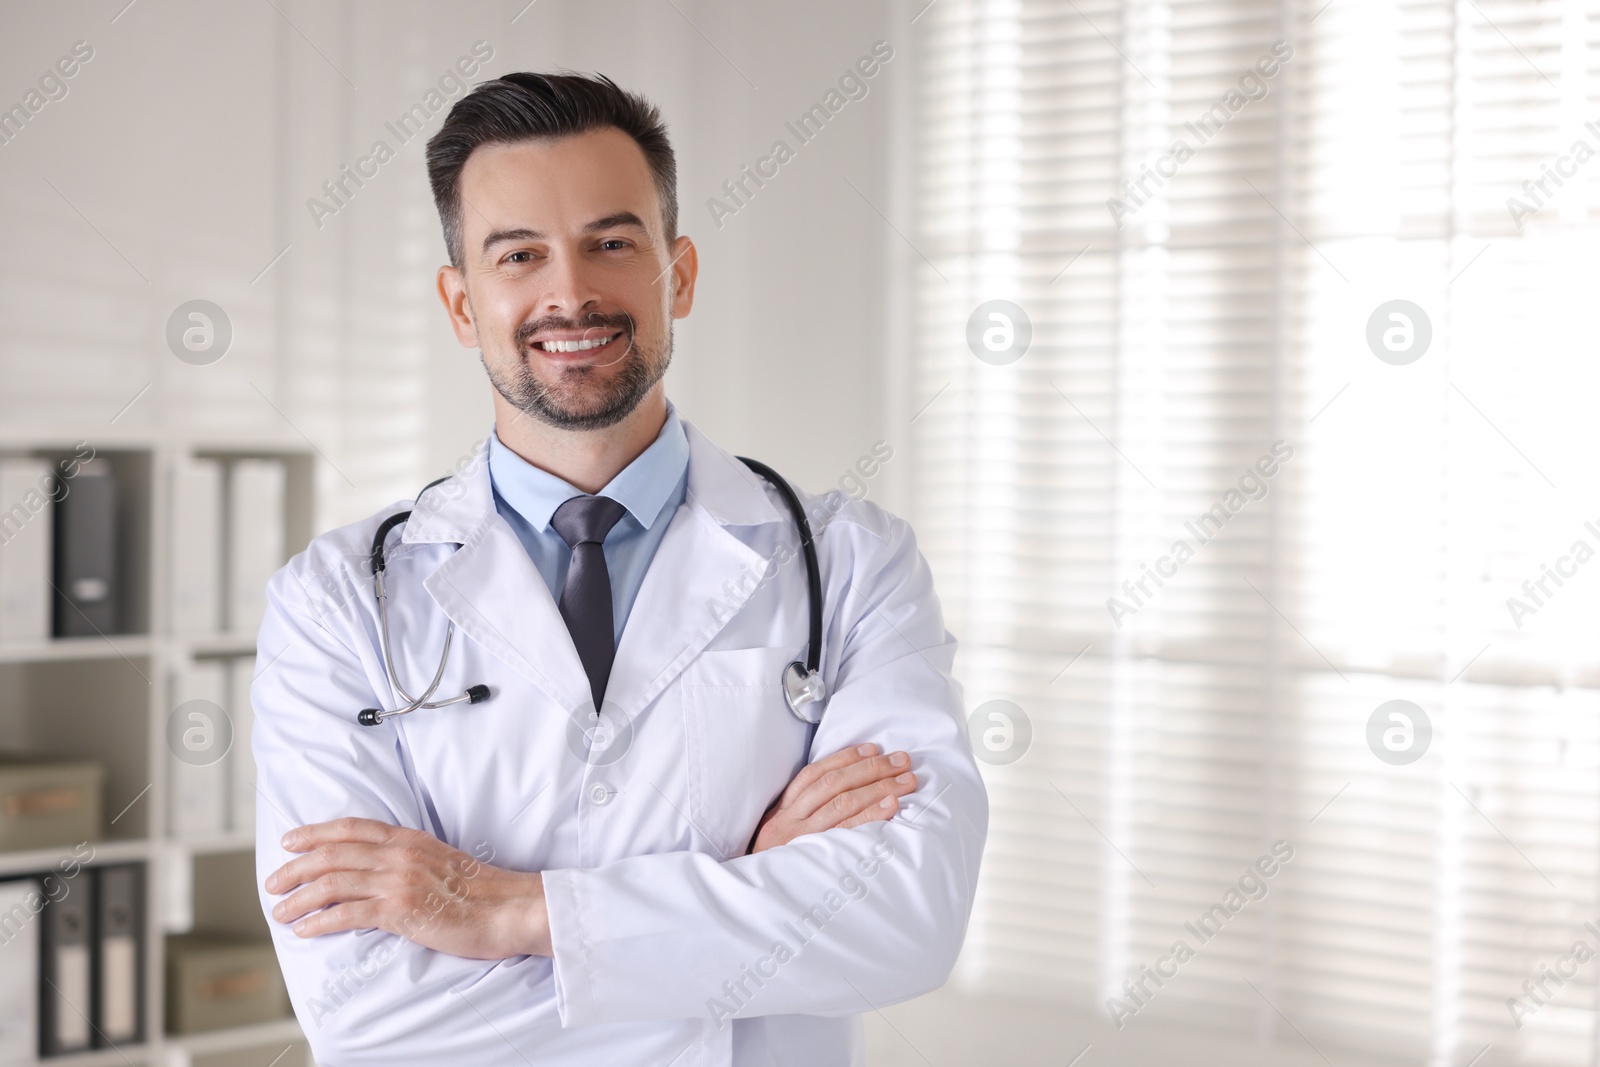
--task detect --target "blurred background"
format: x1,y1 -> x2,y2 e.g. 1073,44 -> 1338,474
3,0 -> 1599,1064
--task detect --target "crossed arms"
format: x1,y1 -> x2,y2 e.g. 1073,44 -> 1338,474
252,515 -> 987,1063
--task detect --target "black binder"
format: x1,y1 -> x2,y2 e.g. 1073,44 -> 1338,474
52,461 -> 118,637
93,865 -> 142,1047
38,871 -> 93,1055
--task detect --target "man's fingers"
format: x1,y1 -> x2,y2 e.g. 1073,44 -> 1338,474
838,794 -> 899,830
805,771 -> 917,832
282,816 -> 405,852
778,743 -> 878,808
265,841 -> 388,894
274,871 -> 380,925
291,899 -> 378,938
792,752 -> 913,822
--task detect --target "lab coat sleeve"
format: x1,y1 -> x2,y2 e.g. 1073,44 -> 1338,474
251,558 -> 558,1066
541,506 -> 989,1027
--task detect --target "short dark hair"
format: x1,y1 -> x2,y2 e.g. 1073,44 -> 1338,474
425,72 -> 677,268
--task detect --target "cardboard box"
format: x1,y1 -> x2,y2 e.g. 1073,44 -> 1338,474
165,933 -> 289,1034
0,756 -> 102,853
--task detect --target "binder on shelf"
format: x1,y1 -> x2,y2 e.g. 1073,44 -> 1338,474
156,845 -> 192,935
170,459 -> 223,637
0,459 -> 52,645
51,458 -> 118,638
93,864 -> 142,1047
225,459 -> 285,636
39,870 -> 93,1056
227,656 -> 256,835
0,878 -> 40,1065
168,660 -> 229,840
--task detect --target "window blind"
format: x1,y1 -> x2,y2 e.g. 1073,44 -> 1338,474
911,0 -> 1600,1062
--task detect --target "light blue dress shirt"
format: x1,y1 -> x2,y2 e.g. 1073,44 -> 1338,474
486,403 -> 690,647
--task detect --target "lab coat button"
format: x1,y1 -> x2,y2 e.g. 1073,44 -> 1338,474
588,782 -> 614,806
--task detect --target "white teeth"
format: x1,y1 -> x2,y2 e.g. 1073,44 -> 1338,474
538,335 -> 614,353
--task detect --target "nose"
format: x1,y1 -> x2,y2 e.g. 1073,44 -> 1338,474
540,247 -> 602,319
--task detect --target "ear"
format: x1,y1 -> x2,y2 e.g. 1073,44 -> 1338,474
437,265 -> 480,347
665,235 -> 698,320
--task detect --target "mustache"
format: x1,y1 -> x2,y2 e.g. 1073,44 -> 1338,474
516,312 -> 634,348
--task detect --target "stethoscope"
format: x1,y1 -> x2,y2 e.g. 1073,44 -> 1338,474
355,457 -> 827,727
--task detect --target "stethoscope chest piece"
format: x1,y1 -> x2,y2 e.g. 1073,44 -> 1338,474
782,660 -> 827,724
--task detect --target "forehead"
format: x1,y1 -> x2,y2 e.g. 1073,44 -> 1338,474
457,127 -> 661,243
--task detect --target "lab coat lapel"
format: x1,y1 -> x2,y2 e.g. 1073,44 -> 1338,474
424,519 -> 592,710
601,422 -> 789,721
404,440 -> 592,711
399,423 -> 788,719
601,505 -> 760,720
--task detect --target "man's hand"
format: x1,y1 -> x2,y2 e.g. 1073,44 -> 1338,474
750,743 -> 917,853
264,818 -> 551,960
265,748 -> 916,955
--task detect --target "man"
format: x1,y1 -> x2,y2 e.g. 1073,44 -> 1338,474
253,72 -> 987,1066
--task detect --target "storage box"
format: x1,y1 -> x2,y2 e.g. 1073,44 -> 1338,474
165,933 -> 289,1034
0,755 -> 102,853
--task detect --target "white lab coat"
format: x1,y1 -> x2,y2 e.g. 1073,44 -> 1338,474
251,419 -> 988,1066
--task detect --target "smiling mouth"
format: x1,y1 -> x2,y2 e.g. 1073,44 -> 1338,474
533,331 -> 623,354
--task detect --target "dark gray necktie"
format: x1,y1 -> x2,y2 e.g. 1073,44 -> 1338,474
550,495 -> 628,710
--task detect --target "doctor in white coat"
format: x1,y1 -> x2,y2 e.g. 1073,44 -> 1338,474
253,71 -> 987,1066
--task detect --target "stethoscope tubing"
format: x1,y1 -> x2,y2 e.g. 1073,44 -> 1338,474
734,456 -> 823,680
357,460 -> 826,726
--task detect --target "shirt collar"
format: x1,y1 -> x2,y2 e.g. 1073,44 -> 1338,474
487,401 -> 690,534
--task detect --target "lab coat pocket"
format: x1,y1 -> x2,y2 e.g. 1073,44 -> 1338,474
682,645 -> 810,860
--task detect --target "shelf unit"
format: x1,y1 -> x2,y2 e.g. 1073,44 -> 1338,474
0,427 -> 317,1067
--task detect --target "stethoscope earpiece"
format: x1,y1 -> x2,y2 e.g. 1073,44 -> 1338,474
357,683 -> 490,727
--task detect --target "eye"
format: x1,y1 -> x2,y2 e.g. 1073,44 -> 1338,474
504,250 -> 534,264
598,238 -> 630,251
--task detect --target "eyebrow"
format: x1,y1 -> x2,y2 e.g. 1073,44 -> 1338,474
480,212 -> 651,255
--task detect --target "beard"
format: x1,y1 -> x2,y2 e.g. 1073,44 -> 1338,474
482,311 -> 672,431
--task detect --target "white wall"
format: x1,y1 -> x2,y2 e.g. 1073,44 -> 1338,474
0,0 -> 903,531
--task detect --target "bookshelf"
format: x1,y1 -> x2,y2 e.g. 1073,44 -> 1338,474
0,427 -> 317,1067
